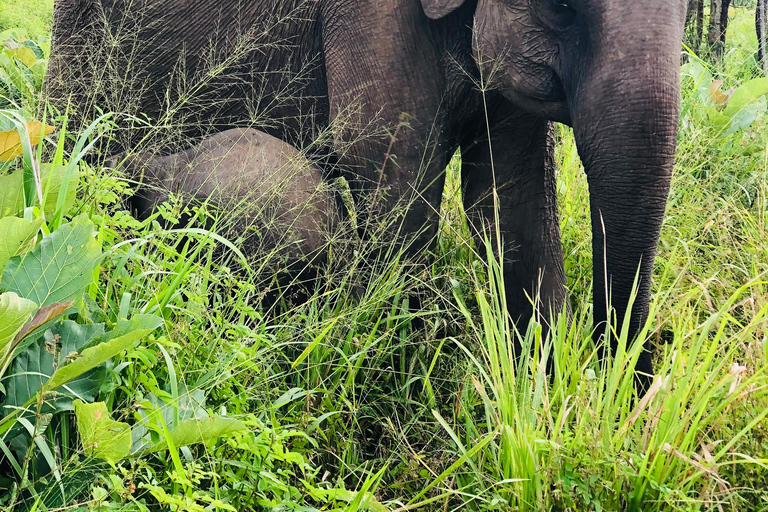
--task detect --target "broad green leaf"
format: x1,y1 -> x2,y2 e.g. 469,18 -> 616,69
2,215 -> 101,307
725,98 -> 767,135
681,61 -> 714,105
21,39 -> 44,60
0,168 -> 23,217
146,416 -> 247,453
131,387 -> 208,452
73,400 -> 131,465
706,107 -> 730,133
5,47 -> 37,68
47,314 -> 162,390
0,53 -> 32,100
37,39 -> 51,58
722,77 -> 768,118
0,216 -> 41,271
30,59 -> 47,90
0,291 -> 36,374
39,163 -> 80,216
0,164 -> 80,217
4,320 -> 105,413
0,29 -> 28,42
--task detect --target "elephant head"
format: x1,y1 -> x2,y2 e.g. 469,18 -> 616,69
423,0 -> 687,371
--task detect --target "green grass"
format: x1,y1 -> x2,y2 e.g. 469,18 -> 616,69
0,0 -> 53,39
0,4 -> 767,512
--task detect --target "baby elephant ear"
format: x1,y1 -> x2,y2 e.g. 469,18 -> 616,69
420,0 -> 467,19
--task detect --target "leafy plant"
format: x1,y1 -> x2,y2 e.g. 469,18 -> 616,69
0,96 -> 385,511
0,28 -> 48,109
681,56 -> 768,136
2,5 -> 768,512
0,108 -> 167,508
73,400 -> 132,465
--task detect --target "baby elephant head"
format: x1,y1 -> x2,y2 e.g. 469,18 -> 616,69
114,129 -> 340,276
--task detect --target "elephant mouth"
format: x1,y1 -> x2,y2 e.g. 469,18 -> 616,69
497,71 -> 572,125
530,98 -> 572,125
502,88 -> 572,125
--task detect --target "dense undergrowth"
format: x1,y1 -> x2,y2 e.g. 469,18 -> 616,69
0,5 -> 767,512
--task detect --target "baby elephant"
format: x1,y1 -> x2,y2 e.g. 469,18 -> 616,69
116,128 -> 339,277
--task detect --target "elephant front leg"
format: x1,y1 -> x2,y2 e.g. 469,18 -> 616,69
461,105 -> 567,339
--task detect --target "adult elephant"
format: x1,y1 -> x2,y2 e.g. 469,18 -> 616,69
47,0 -> 687,392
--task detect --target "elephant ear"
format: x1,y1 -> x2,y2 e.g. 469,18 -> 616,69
420,0 -> 467,20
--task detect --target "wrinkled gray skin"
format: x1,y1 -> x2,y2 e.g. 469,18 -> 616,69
47,0 -> 687,392
116,128 -> 337,271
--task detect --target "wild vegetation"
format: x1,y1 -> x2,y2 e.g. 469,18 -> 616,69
0,0 -> 53,40
0,4 -> 767,512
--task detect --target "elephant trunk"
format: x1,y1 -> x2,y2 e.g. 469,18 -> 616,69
565,4 -> 684,387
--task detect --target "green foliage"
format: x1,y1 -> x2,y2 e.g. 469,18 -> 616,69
0,86 -> 375,511
73,400 -> 131,465
0,1 -> 53,40
45,315 -> 163,392
4,320 -> 106,414
2,214 -> 101,307
0,106 -> 164,508
1,5 -> 767,512
0,216 -> 42,270
0,29 -> 48,109
418,239 -> 768,510
143,417 -> 247,454
681,58 -> 768,136
0,291 -> 36,367
0,163 -> 79,217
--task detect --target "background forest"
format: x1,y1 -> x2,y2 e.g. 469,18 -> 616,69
1,1 -> 767,511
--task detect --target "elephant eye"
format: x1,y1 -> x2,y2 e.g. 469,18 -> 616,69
548,0 -> 576,26
552,0 -> 574,12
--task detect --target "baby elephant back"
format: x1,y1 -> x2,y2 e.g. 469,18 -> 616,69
120,128 -> 339,266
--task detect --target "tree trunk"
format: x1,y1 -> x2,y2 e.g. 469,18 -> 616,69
758,0 -> 768,73
685,0 -> 705,52
708,0 -> 732,59
686,0 -> 697,28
